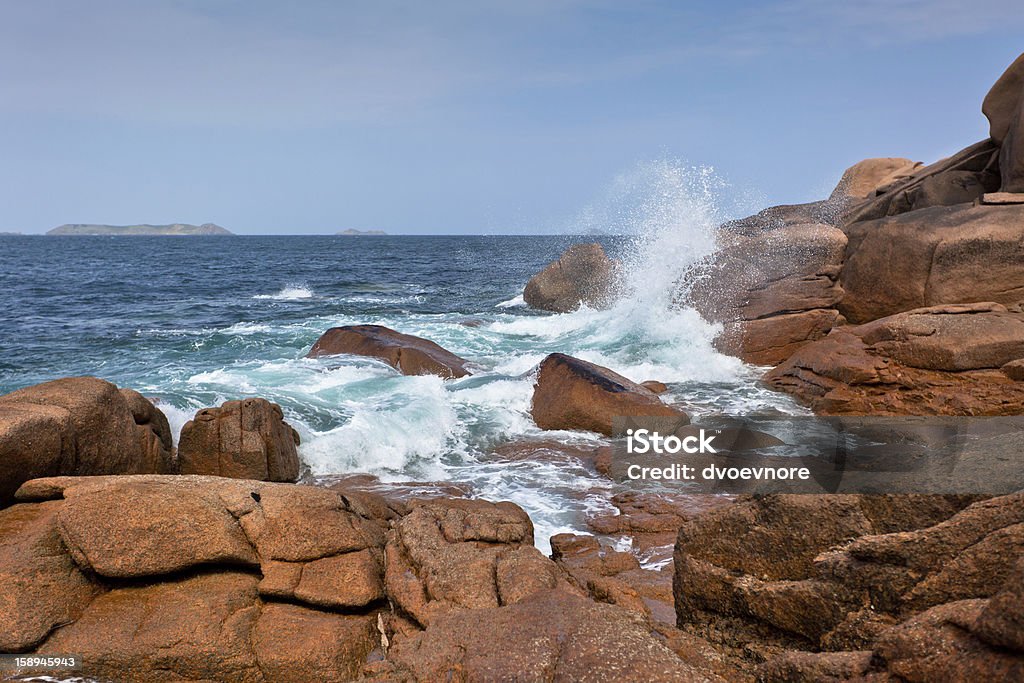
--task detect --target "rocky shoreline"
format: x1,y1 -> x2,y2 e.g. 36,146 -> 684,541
3,54 -> 1024,683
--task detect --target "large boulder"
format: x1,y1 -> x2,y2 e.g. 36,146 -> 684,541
4,475 -> 392,680
983,52 -> 1024,192
839,203 -> 1024,324
307,324 -> 471,379
0,378 -> 174,506
530,353 -> 686,435
523,243 -> 618,312
764,303 -> 1024,415
829,157 -> 923,200
177,398 -> 301,482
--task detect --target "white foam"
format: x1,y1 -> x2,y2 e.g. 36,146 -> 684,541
254,284 -> 315,300
495,294 -> 526,308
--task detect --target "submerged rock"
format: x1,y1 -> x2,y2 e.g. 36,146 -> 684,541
523,243 -> 618,312
0,377 -> 174,506
307,324 -> 472,379
764,303 -> 1024,415
178,397 -> 301,482
530,353 -> 686,435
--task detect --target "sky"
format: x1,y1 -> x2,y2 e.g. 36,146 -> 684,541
1,0 -> 1022,235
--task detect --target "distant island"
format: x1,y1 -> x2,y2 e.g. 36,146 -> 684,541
47,223 -> 232,236
338,229 -> 387,236
0,231 -> 22,236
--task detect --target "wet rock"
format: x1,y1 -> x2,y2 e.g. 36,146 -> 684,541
0,377 -> 174,506
523,243 -> 618,312
531,353 -> 686,436
839,204 -> 1024,324
641,380 -> 669,394
690,223 -> 847,366
379,589 -> 712,682
764,303 -> 1024,415
307,324 -> 471,379
177,397 -> 300,482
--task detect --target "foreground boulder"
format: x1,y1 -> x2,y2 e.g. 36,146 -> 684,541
531,353 -> 686,435
3,474 -> 605,681
672,494 -> 986,667
178,398 -> 300,482
0,377 -> 174,506
373,589 -> 712,682
307,324 -> 471,379
523,243 -> 618,312
764,302 -> 1024,415
839,203 -> 1024,324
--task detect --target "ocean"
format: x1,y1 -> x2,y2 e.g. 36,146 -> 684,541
0,231 -> 805,554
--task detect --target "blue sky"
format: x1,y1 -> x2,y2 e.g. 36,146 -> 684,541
1,1 -> 1022,234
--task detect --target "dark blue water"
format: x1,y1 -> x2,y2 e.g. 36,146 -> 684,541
0,233 -> 797,551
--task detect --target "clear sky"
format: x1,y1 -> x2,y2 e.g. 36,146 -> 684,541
2,1 -> 1022,234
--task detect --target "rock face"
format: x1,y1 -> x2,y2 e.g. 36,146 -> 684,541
829,157 -> 923,200
839,203 -> 1024,324
672,493 -> 1024,679
307,324 -> 471,379
377,589 -> 711,682
178,398 -> 300,482
0,378 -> 174,506
7,475 -> 699,682
691,222 -> 848,365
984,52 -> 1024,192
531,353 -> 686,435
764,303 -> 1024,415
523,243 -> 618,312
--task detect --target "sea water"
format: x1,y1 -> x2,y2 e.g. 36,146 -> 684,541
0,165 -> 806,554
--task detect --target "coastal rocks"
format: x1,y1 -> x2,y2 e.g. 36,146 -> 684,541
842,139 -> 1001,225
2,475 -> 392,680
839,203 -> 1024,324
829,157 -> 923,200
0,377 -> 174,506
523,243 -> 618,312
673,493 -> 1022,678
984,52 -> 1024,192
376,589 -> 711,682
307,324 -> 471,379
530,353 -> 686,435
689,222 -> 848,366
383,498 -> 570,626
177,398 -> 301,482
764,303 -> 1024,415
